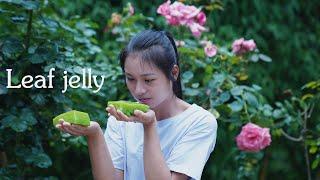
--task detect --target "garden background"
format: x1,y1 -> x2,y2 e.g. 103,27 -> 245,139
0,0 -> 319,179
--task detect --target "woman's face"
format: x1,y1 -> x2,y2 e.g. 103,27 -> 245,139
124,54 -> 174,109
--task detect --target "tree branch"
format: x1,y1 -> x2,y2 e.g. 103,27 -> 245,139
25,10 -> 33,50
280,129 -> 303,142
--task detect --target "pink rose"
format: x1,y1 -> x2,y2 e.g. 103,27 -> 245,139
157,1 -> 207,37
236,123 -> 271,152
166,15 -> 180,26
243,39 -> 256,51
232,38 -> 256,55
196,11 -> 206,26
204,42 -> 217,57
157,0 -> 171,16
188,22 -> 206,37
169,1 -> 185,18
181,5 -> 201,19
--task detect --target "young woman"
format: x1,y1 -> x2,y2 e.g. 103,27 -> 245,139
56,30 -> 217,180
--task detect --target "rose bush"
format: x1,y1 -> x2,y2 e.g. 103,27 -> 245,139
0,1 -> 319,179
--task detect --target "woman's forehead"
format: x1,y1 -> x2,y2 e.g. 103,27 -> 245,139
124,55 -> 160,76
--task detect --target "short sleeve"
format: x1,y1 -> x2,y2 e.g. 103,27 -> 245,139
167,115 -> 218,180
104,116 -> 125,170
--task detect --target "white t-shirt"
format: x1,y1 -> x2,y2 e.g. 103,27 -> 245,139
104,103 -> 218,180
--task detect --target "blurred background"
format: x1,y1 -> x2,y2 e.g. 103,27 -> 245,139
0,0 -> 319,179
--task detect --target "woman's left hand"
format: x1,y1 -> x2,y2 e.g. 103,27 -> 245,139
106,105 -> 156,126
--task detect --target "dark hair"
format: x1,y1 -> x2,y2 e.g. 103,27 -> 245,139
119,29 -> 183,99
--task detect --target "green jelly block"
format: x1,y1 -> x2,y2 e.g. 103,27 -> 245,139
107,100 -> 150,116
53,110 -> 90,126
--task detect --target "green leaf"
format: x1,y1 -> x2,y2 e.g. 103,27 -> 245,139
29,45 -> 57,64
228,100 -> 243,112
216,104 -> 232,116
73,66 -> 83,74
191,83 -> 200,88
41,17 -> 59,31
284,116 -> 293,125
1,37 -> 24,59
263,109 -> 273,117
309,146 -> 317,154
312,158 -> 319,169
11,15 -> 26,23
0,0 -> 40,10
208,108 -> 220,119
30,94 -> 46,105
302,80 -> 320,90
21,108 -> 37,126
32,153 -> 52,168
252,84 -> 262,91
259,54 -> 272,62
273,109 -> 284,119
243,92 -> 259,107
23,148 -> 52,168
182,71 -> 194,83
230,86 -> 243,96
275,102 -> 283,108
0,84 -> 8,95
255,118 -> 273,127
194,59 -> 206,68
15,146 -> 31,157
184,87 -> 199,96
83,29 -> 96,37
21,1 -> 40,10
219,91 -> 231,103
250,54 -> 259,62
209,73 -> 226,89
1,115 -> 28,132
301,94 -> 314,101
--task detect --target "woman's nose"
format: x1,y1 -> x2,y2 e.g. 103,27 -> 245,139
135,81 -> 147,95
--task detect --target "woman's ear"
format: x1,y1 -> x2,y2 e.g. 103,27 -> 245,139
172,65 -> 179,80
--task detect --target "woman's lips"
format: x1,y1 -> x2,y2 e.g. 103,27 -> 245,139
138,98 -> 151,104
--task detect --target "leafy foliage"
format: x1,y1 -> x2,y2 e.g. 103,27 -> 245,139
0,0 -> 319,179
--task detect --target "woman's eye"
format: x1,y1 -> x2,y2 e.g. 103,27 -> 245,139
145,79 -> 155,83
126,77 -> 135,81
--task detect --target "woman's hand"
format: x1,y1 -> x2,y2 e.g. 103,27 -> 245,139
106,105 -> 156,126
55,120 -> 101,138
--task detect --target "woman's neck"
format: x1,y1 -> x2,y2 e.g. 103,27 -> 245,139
154,96 -> 190,121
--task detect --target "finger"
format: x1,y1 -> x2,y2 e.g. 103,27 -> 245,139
69,126 -> 87,135
60,121 -> 76,132
110,106 -> 122,120
62,121 -> 71,127
63,125 -> 83,136
133,110 -> 143,117
133,110 -> 147,121
128,117 -> 139,123
57,123 -> 76,135
134,110 -> 156,124
108,106 -> 120,120
117,110 -> 132,122
59,119 -> 65,125
109,105 -> 116,112
105,107 -> 111,116
144,110 -> 156,118
106,107 -> 112,113
71,124 -> 86,131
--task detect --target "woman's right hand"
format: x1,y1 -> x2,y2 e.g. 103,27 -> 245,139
55,119 -> 101,138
